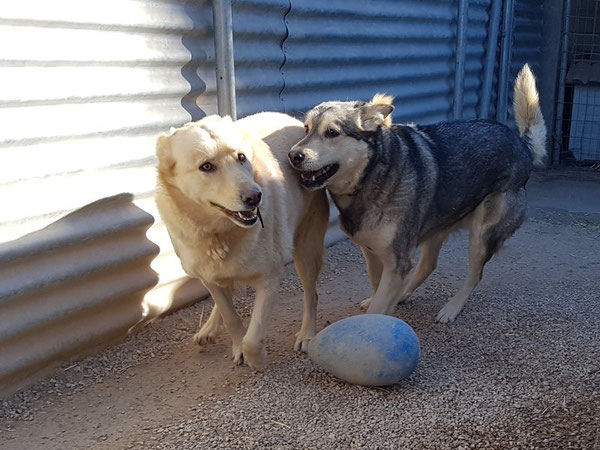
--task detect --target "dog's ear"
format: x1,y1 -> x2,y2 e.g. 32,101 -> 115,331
156,131 -> 175,173
359,103 -> 394,131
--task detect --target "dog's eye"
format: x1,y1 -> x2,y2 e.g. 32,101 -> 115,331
199,162 -> 214,172
304,125 -> 309,134
238,153 -> 246,163
325,128 -> 340,138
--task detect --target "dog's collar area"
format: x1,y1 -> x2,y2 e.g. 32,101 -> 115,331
338,190 -> 358,197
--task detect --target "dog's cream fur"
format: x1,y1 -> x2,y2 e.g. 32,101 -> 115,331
513,64 -> 547,167
155,112 -> 329,368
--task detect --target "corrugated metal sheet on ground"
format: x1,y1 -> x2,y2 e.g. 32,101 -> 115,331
0,0 -> 218,394
0,195 -> 159,395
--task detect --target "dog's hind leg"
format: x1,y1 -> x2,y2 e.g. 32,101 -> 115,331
293,192 -> 329,352
399,231 -> 448,303
437,191 -> 525,323
193,302 -> 223,345
359,247 -> 383,310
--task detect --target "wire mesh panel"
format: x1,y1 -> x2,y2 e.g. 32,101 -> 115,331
557,0 -> 600,165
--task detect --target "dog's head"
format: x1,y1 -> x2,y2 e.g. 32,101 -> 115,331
288,94 -> 394,193
156,115 -> 263,228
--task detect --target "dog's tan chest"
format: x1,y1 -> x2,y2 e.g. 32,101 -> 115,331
351,222 -> 398,254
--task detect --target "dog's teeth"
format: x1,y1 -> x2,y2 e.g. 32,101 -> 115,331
312,175 -> 316,181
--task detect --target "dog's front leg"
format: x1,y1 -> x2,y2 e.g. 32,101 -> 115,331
204,282 -> 246,364
365,251 -> 410,316
359,246 -> 383,311
193,302 -> 223,345
242,279 -> 279,369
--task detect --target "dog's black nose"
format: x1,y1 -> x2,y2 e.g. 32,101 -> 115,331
241,189 -> 262,207
288,150 -> 305,167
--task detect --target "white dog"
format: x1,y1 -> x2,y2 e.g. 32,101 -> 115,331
155,113 -> 329,368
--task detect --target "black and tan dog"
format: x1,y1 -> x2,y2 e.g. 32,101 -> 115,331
288,65 -> 546,323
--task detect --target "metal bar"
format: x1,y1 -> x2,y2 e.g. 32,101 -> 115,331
479,0 -> 502,119
212,0 -> 237,119
496,0 -> 515,123
453,0 -> 469,120
553,0 -> 571,166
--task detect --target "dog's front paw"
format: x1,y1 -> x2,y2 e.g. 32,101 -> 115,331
359,297 -> 372,311
241,338 -> 266,370
231,342 -> 244,365
294,330 -> 315,353
193,321 -> 222,346
436,300 -> 463,323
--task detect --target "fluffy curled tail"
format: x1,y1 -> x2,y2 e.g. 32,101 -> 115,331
513,64 -> 547,167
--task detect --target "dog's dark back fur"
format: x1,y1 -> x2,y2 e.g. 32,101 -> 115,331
333,119 -> 533,264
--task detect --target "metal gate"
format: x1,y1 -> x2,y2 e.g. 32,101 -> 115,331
555,0 -> 600,165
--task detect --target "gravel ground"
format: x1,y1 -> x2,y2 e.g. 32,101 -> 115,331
1,191 -> 600,449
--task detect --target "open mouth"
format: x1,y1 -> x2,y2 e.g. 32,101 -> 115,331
211,203 -> 258,227
298,164 -> 339,189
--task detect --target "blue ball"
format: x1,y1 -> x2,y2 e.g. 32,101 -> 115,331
308,314 -> 420,386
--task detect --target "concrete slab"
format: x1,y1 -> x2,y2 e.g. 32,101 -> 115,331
528,169 -> 600,215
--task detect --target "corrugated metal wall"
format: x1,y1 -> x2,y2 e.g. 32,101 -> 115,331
0,0 -> 217,242
281,0 -> 462,123
465,0 -> 494,120
233,0 -> 495,124
232,0 -> 289,117
0,0 -> 218,394
512,0 -> 543,77
232,0 -> 543,126
507,0 -> 544,125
